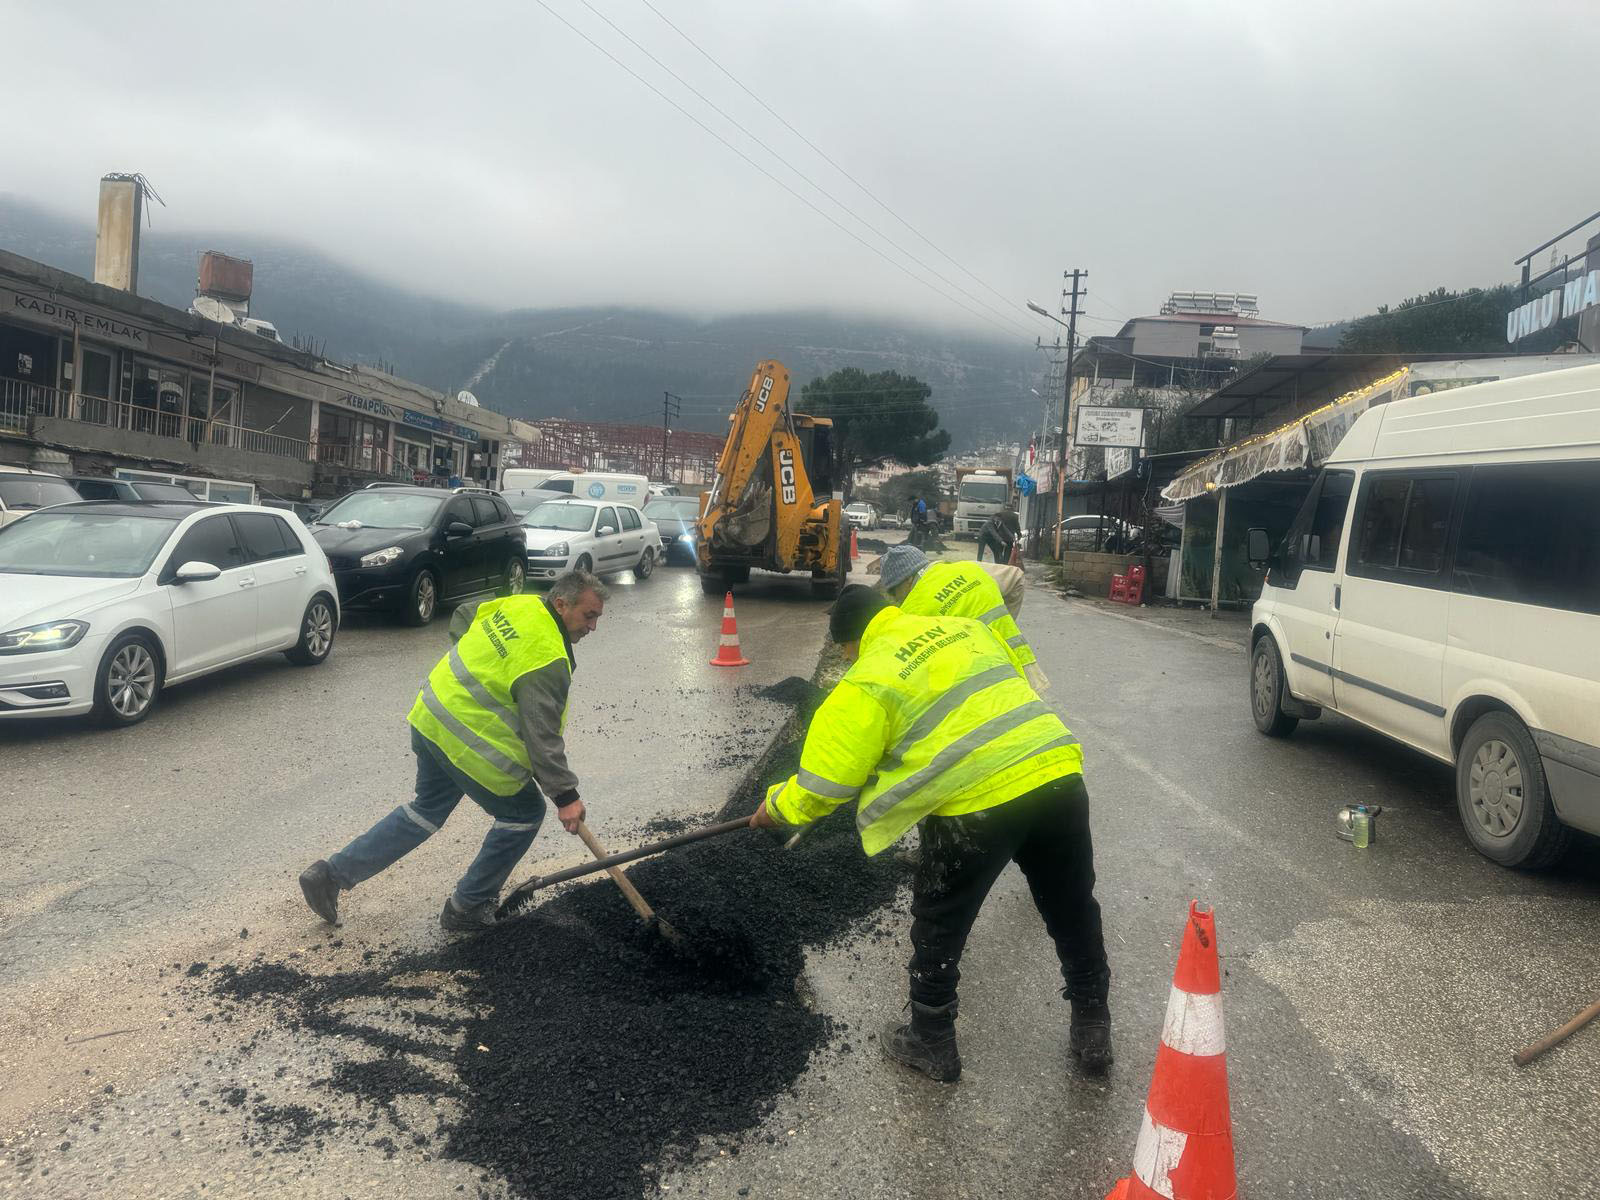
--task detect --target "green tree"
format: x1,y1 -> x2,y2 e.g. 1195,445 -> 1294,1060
1338,285 -> 1575,354
799,368 -> 950,498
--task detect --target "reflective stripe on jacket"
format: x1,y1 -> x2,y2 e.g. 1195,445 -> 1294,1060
902,560 -> 1037,669
766,606 -> 1080,855
408,596 -> 571,798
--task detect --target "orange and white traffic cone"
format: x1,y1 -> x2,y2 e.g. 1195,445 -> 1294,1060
849,527 -> 859,562
709,590 -> 750,667
1103,902 -> 1235,1200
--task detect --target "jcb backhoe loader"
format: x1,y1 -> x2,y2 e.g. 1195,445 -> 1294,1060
697,360 -> 846,597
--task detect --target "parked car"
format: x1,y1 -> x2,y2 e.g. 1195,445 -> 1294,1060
643,496 -> 702,565
0,465 -> 82,528
66,475 -> 201,502
879,512 -> 904,530
844,501 -> 878,530
311,486 -> 526,625
647,482 -> 682,498
521,499 -> 661,582
0,501 -> 338,726
1246,363 -> 1600,870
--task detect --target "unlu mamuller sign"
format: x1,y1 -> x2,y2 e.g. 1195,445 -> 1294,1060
1507,269 -> 1600,343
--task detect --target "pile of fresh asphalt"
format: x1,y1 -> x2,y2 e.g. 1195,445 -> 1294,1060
208,672 -> 906,1198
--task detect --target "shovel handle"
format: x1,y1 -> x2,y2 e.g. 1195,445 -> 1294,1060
577,821 -> 657,923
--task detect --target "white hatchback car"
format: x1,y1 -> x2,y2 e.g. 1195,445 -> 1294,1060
520,498 -> 662,583
0,501 -> 340,726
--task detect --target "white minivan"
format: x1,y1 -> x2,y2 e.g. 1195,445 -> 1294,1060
540,471 -> 649,508
1247,363 -> 1600,869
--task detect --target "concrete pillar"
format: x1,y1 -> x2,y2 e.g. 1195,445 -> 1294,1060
93,177 -> 143,293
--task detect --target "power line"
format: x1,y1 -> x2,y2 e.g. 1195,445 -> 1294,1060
531,0 -> 1034,341
576,0 -> 1036,340
636,0 -> 1030,320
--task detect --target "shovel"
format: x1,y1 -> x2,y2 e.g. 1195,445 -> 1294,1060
497,815 -> 751,920
576,820 -> 683,944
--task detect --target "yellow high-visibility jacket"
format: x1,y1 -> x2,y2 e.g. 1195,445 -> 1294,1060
901,560 -> 1037,669
408,596 -> 570,811
765,606 -> 1080,855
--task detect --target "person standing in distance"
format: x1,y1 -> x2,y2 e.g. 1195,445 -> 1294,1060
299,570 -> 608,932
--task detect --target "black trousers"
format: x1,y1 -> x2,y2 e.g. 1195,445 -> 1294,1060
908,773 -> 1109,1009
975,530 -> 1012,562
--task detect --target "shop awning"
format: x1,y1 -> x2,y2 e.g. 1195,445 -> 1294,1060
1162,368 -> 1411,503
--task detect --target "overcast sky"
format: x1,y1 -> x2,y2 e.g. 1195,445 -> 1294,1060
7,0 -> 1598,343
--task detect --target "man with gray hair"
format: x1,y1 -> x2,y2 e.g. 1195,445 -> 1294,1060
299,570 -> 608,931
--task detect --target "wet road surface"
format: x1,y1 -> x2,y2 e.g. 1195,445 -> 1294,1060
3,548 -> 1598,1198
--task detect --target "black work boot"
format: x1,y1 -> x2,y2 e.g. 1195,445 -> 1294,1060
1069,1000 -> 1113,1075
881,1001 -> 961,1083
440,897 -> 498,933
298,860 -> 341,926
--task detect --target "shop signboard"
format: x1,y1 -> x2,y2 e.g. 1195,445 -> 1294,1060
3,286 -> 151,348
403,408 -> 480,443
1506,268 -> 1600,343
1074,405 -> 1146,448
1105,447 -> 1135,480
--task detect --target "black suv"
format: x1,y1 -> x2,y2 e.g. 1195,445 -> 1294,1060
311,485 -> 527,624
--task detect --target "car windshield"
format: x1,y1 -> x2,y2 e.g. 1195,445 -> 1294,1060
0,511 -> 177,577
316,491 -> 443,530
644,499 -> 699,520
0,476 -> 82,511
505,490 -> 563,516
525,502 -> 596,532
958,480 -> 1009,503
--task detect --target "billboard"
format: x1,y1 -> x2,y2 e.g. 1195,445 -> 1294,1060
1075,406 -> 1146,448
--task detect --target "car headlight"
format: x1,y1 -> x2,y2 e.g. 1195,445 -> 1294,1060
0,620 -> 90,654
543,541 -> 569,558
359,545 -> 405,568
678,532 -> 695,542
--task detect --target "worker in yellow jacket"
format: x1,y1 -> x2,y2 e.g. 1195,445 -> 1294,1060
751,585 -> 1111,1083
300,571 -> 606,933
877,543 -> 1047,691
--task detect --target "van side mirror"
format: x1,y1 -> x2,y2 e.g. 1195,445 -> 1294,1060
1246,527 -> 1274,568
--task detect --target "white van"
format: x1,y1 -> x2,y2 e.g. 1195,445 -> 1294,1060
500,467 -> 561,492
1246,363 -> 1600,869
540,471 -> 649,507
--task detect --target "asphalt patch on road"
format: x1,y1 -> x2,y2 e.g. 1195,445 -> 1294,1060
204,685 -> 906,1198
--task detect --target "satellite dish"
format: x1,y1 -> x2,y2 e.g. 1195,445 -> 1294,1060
192,296 -> 237,325
456,390 -> 480,407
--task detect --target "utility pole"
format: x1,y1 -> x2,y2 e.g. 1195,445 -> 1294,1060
661,391 -> 681,482
1053,268 -> 1086,561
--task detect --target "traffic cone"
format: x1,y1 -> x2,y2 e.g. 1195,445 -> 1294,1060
849,527 -> 859,562
709,591 -> 750,667
1103,902 -> 1235,1200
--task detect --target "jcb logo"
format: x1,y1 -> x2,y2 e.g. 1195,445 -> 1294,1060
755,377 -> 774,413
778,448 -> 797,504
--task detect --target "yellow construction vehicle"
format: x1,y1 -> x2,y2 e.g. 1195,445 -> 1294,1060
697,360 -> 846,597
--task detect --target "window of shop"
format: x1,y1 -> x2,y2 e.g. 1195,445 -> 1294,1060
120,356 -> 190,439
396,437 -> 431,479
317,409 -> 390,472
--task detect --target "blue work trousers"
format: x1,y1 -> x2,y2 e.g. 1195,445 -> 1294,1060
328,728 -> 546,909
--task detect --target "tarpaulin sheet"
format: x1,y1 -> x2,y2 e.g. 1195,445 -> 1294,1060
1162,368 -> 1410,503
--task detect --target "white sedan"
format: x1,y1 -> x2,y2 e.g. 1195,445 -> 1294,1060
0,501 -> 339,726
520,499 -> 662,583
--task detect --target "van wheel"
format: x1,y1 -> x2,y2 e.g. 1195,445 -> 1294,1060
1249,636 -> 1298,737
1456,712 -> 1572,869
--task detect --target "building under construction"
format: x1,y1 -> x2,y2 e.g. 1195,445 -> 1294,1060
506,417 -> 726,486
